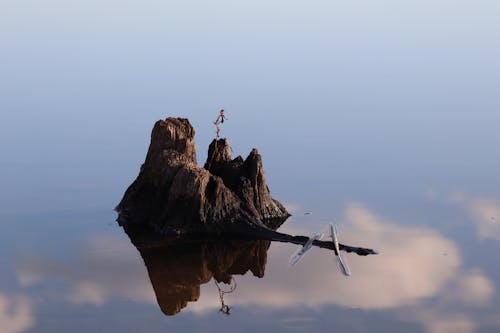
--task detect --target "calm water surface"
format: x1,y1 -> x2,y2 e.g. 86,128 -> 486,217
1,1 -> 499,332
2,124 -> 499,332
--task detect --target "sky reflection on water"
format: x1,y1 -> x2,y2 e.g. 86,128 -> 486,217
1,0 -> 499,332
4,196 -> 499,333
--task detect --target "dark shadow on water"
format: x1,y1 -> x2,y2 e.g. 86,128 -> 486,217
123,219 -> 378,316
124,226 -> 270,316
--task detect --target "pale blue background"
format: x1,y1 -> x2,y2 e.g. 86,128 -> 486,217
0,1 -> 499,332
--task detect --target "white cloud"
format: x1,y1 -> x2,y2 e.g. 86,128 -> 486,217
417,311 -> 476,333
423,189 -> 500,242
447,269 -> 495,307
187,202 -> 496,333
189,203 -> 465,312
283,202 -> 302,215
466,198 -> 500,241
14,203 -> 497,333
16,234 -> 156,307
23,203 -> 462,314
66,282 -> 108,306
0,293 -> 35,333
428,318 -> 475,333
398,268 -> 495,333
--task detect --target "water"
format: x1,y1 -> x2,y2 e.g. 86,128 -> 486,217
1,1 -> 499,332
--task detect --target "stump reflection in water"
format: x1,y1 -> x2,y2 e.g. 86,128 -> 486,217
124,226 -> 270,316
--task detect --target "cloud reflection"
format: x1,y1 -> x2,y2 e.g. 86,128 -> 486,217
446,269 -> 494,307
14,203 -> 496,333
466,198 -> 500,241
17,235 -> 156,307
410,310 -> 476,333
441,191 -> 500,241
188,203 -> 466,311
0,293 -> 34,333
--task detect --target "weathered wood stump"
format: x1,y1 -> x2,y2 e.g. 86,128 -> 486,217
116,117 -> 377,256
116,117 -> 289,235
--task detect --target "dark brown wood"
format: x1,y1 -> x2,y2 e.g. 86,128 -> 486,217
116,117 -> 289,234
116,117 -> 377,257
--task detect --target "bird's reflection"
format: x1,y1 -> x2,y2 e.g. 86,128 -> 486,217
124,226 -> 270,316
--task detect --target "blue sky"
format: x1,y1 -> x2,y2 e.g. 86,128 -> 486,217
1,2 -> 500,332
1,0 -> 499,213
